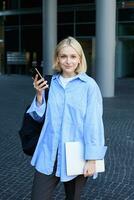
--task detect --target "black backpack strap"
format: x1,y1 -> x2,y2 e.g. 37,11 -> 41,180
44,75 -> 52,103
19,75 -> 52,156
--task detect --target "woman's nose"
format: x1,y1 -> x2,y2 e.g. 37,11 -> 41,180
66,57 -> 71,64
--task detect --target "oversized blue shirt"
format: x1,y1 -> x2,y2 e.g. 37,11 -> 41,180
27,73 -> 107,182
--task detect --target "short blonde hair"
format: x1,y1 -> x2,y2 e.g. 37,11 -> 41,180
53,36 -> 87,74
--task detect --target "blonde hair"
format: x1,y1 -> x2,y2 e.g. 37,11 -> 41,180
53,36 -> 87,74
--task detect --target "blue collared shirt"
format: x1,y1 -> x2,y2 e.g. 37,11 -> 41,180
27,73 -> 107,182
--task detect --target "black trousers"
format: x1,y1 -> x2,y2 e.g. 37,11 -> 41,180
31,170 -> 87,200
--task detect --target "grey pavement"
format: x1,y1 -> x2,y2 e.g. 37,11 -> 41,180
0,74 -> 134,200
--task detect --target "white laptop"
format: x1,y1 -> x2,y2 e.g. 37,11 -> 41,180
65,141 -> 105,176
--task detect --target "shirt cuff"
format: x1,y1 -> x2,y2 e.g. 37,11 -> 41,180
84,145 -> 107,160
27,92 -> 46,118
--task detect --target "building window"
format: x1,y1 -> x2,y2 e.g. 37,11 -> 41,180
58,0 -> 95,5
21,0 -> 42,8
118,23 -> 134,35
58,24 -> 74,40
118,8 -> 134,21
5,29 -> 19,51
5,16 -> 19,26
58,12 -> 74,23
76,24 -> 95,36
21,14 -> 42,26
21,27 -> 42,52
4,0 -> 19,10
76,10 -> 95,23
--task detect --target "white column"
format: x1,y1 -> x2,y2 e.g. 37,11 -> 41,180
42,0 -> 57,75
95,0 -> 116,97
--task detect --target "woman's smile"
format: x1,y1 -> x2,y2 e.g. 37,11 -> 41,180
58,46 -> 80,77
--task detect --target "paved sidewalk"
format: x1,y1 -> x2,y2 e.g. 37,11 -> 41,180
0,75 -> 134,200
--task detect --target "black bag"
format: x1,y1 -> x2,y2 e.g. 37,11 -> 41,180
19,75 -> 52,156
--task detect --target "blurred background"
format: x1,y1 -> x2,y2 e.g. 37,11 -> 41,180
0,0 -> 133,78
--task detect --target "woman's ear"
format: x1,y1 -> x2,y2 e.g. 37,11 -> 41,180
78,57 -> 81,64
57,57 -> 59,64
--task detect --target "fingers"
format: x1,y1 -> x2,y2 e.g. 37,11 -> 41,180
35,74 -> 40,81
33,75 -> 49,92
84,168 -> 94,177
83,161 -> 96,177
32,74 -> 38,81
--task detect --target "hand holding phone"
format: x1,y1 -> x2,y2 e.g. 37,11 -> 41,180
32,69 -> 49,105
32,68 -> 48,92
32,67 -> 43,80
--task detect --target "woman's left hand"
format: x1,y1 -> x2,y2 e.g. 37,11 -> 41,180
83,160 -> 96,177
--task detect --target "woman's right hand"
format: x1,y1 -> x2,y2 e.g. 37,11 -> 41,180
33,74 -> 49,105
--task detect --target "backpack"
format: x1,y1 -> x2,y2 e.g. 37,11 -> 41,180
19,75 -> 52,156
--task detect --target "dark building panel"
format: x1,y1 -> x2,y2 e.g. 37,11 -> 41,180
58,12 -> 74,23
21,0 -> 42,8
5,29 -> 19,51
21,14 -> 42,25
58,0 -> 95,5
58,24 -> 74,41
5,15 -> 19,26
118,23 -> 134,35
76,24 -> 95,36
76,10 -> 95,22
118,8 -> 134,21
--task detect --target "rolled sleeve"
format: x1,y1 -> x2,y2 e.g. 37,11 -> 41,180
27,91 -> 46,121
85,144 -> 107,160
83,80 -> 107,160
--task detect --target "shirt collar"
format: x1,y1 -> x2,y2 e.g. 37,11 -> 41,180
52,72 -> 88,82
77,73 -> 89,82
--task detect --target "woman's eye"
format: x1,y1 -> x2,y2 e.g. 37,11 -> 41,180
59,55 -> 77,59
71,55 -> 76,58
60,55 -> 66,58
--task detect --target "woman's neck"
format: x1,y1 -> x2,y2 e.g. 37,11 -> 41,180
61,72 -> 77,78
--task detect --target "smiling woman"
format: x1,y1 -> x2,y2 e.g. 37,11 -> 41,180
57,46 -> 80,77
53,36 -> 87,75
27,36 -> 107,200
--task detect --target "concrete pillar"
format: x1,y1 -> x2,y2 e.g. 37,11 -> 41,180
42,0 -> 57,75
95,0 -> 116,97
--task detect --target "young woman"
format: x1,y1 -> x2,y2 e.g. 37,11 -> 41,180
27,37 -> 107,200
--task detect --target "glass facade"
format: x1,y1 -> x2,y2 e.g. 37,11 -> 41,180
21,0 -> 42,9
57,8 -> 96,41
0,1 -> 5,73
4,0 -> 42,10
116,1 -> 134,77
118,23 -> 134,35
58,0 -> 95,5
0,0 -> 134,77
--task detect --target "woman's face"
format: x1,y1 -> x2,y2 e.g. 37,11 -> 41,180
57,46 -> 80,77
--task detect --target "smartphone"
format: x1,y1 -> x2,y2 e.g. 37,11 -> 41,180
31,67 -> 43,80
